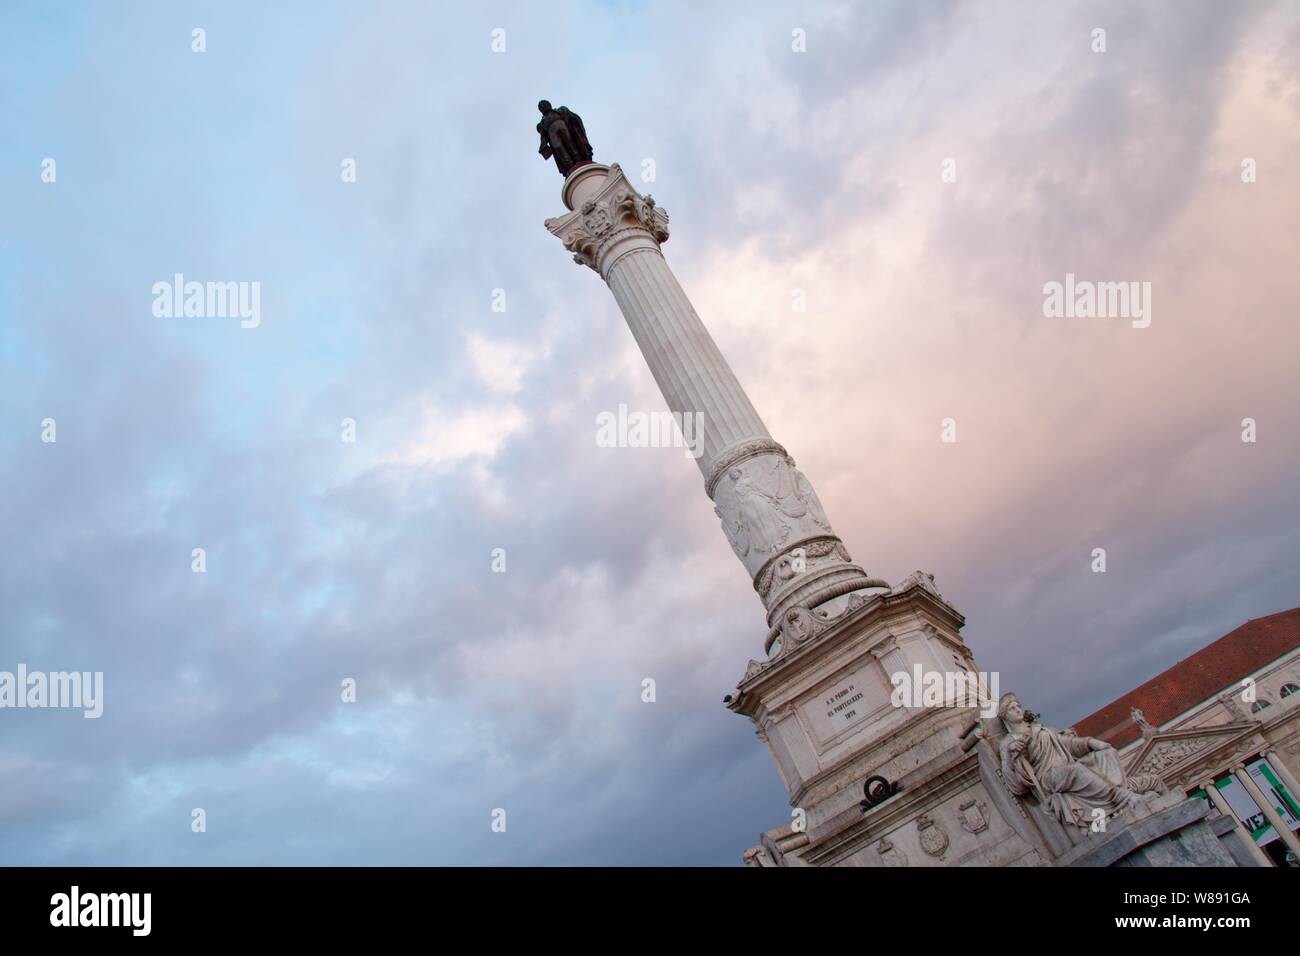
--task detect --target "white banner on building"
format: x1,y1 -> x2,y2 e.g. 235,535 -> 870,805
1209,758 -> 1300,845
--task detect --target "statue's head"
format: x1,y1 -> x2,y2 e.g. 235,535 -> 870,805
997,693 -> 1023,723
538,100 -> 553,114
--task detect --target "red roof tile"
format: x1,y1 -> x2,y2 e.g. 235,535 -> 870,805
1071,606 -> 1300,748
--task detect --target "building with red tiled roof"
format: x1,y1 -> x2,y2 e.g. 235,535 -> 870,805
1070,606 -> 1300,867
1073,607 -> 1300,748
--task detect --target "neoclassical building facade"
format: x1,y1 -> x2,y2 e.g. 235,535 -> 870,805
1072,607 -> 1300,866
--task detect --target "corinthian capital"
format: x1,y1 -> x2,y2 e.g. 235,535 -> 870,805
544,164 -> 670,276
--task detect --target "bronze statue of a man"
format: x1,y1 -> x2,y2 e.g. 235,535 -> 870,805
537,100 -> 594,177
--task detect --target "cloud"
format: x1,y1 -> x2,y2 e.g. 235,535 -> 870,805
465,332 -> 542,395
382,401 -> 529,469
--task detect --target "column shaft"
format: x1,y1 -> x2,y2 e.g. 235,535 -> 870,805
1264,750 -> 1300,807
1234,766 -> 1300,859
1202,777 -> 1272,866
605,248 -> 770,469
547,163 -> 884,632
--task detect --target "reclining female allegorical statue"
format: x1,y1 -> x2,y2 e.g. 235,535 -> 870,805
996,692 -> 1167,830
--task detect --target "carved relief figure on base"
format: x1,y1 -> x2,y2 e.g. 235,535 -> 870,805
996,692 -> 1166,830
720,466 -> 790,560
713,456 -> 837,570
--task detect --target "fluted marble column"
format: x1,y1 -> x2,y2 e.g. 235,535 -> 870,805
1233,764 -> 1300,859
1200,777 -> 1271,866
546,163 -> 882,631
1264,750 -> 1300,807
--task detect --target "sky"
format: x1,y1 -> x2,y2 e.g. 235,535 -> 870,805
1,0 -> 1298,865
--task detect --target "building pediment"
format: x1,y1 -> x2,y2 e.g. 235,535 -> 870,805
1123,722 -> 1257,778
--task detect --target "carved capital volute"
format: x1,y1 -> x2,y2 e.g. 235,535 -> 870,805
545,163 -> 670,276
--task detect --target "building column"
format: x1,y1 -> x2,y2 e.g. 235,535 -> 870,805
1233,763 -> 1300,859
1265,750 -> 1300,808
1201,777 -> 1271,866
546,162 -> 885,632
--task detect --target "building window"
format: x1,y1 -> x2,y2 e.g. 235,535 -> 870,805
1280,683 -> 1300,699
1251,699 -> 1272,714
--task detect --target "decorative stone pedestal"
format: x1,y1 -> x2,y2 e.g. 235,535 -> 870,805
730,573 -> 1041,867
1057,793 -> 1262,867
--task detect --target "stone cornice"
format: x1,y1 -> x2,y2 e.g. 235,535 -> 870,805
727,579 -> 968,714
803,748 -> 981,866
728,587 -> 972,728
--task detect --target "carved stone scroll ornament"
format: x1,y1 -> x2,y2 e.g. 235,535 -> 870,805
617,190 -> 669,243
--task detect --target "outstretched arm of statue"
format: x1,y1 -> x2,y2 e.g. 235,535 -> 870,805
1064,734 -> 1103,758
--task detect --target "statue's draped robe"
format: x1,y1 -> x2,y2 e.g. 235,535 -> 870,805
1000,724 -> 1160,828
